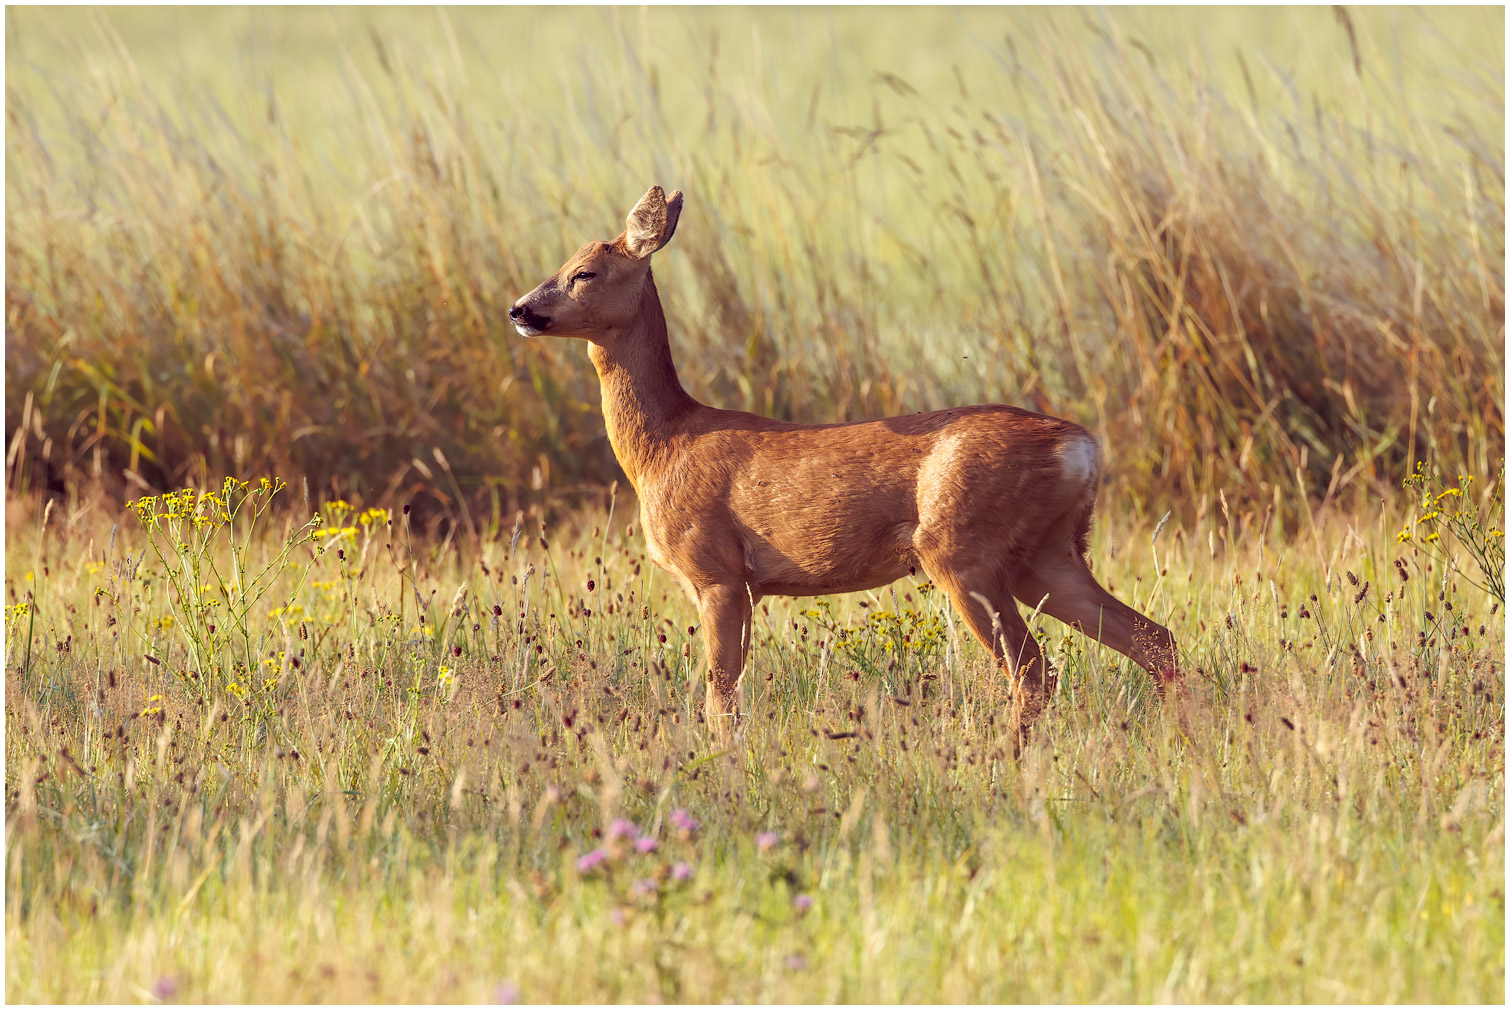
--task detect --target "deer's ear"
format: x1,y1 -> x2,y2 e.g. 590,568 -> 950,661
623,186 -> 683,259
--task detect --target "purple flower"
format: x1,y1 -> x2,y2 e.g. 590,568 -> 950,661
634,836 -> 659,854
151,976 -> 179,1002
793,893 -> 814,913
575,848 -> 608,872
670,861 -> 693,882
606,818 -> 640,840
756,831 -> 780,852
630,877 -> 659,898
670,808 -> 701,834
609,907 -> 626,926
493,981 -> 520,1005
785,953 -> 808,972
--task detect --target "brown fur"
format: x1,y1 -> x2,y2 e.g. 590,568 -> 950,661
511,186 -> 1178,747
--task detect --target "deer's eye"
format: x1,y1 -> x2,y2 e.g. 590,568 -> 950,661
571,271 -> 595,283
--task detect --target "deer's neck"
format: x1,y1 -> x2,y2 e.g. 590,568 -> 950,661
586,272 -> 696,489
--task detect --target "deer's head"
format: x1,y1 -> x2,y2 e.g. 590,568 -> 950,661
510,186 -> 683,342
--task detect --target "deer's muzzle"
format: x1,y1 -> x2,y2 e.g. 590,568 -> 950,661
509,301 -> 550,337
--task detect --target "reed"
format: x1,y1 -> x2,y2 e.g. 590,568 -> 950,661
5,8 -> 1502,523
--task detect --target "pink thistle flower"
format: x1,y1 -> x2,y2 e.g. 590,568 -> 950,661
671,861 -> 693,882
793,893 -> 814,913
606,818 -> 640,840
670,808 -> 701,834
756,831 -> 780,852
634,836 -> 659,854
575,848 -> 608,872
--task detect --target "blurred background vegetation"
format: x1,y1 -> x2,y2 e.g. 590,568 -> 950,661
5,6 -> 1504,528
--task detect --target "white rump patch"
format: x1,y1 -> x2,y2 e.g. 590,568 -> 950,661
1059,435 -> 1099,489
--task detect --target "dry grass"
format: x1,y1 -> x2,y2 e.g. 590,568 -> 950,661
5,7 -> 1503,524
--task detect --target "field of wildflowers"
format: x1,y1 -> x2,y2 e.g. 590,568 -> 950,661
3,5 -> 1505,1003
4,474 -> 1504,1001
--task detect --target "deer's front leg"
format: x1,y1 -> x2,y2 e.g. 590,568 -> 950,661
699,584 -> 753,727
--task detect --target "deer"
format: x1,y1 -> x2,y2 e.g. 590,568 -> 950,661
510,186 -> 1178,747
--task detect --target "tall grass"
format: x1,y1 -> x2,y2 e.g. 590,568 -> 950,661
5,7 -> 1503,522
4,479 -> 1503,1001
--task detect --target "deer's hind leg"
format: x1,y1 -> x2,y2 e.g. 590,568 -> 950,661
918,555 -> 1054,751
1015,550 -> 1178,691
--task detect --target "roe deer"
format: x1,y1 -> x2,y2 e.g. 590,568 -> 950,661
510,186 -> 1178,746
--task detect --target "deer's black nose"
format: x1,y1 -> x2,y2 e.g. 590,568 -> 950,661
508,304 -> 526,321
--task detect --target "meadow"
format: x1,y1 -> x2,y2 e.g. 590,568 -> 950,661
4,5 -> 1506,1004
3,473 -> 1504,1001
